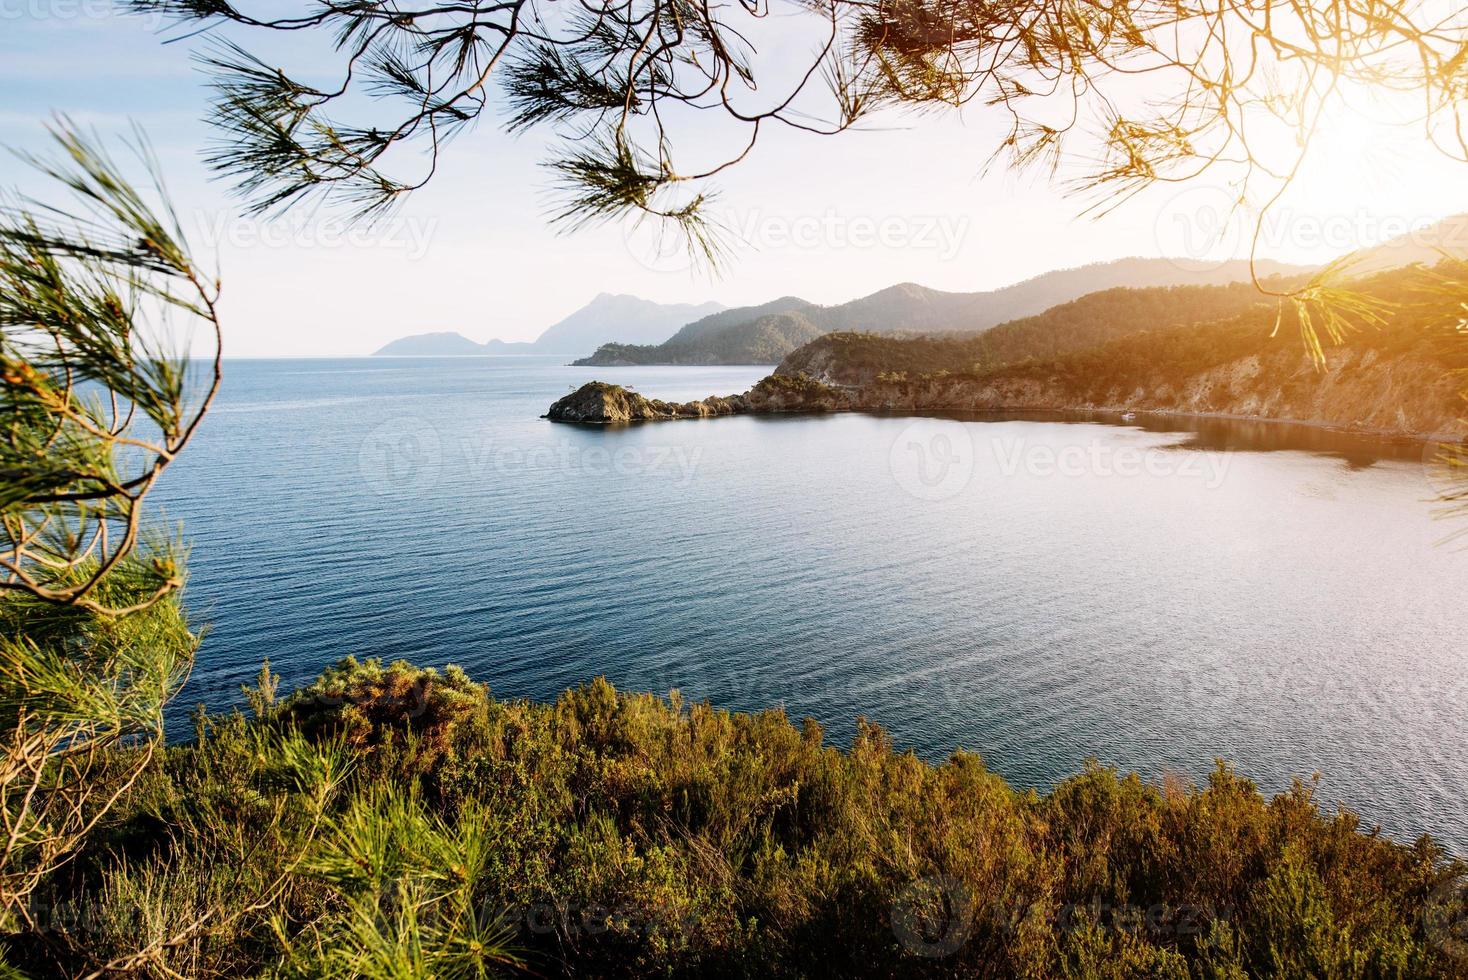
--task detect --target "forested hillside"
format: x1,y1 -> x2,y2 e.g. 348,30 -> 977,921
778,263 -> 1468,436
778,277 -> 1309,386
575,259 -> 1306,366
555,263 -> 1468,436
576,310 -> 826,365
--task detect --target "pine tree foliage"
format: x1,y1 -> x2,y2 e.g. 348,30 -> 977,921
0,123 -> 221,615
0,125 -> 221,912
132,0 -> 1468,276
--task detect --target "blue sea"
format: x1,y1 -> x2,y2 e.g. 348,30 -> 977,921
158,357 -> 1468,851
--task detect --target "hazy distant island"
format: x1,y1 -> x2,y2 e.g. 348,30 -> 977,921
377,257 -> 1310,366
373,293 -> 724,358
548,259 -> 1468,437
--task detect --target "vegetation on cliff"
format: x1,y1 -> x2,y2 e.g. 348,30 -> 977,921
575,263 -> 1309,368
777,278 -> 1307,386
770,262 -> 1468,436
4,656 -> 1465,978
558,262 -> 1467,437
949,268 -> 1466,431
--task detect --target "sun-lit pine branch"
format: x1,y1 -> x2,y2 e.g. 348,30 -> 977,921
0,122 -> 222,914
128,0 -> 1468,296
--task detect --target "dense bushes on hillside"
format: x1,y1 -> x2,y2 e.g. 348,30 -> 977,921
972,265 -> 1468,401
782,265 -> 1468,388
778,278 -> 1307,386
6,657 -> 1464,978
766,263 -> 1468,436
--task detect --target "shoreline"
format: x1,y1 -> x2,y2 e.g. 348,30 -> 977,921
546,379 -> 1462,447
904,404 -> 1456,446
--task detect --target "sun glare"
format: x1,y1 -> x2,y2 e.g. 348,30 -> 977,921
1262,80 -> 1451,250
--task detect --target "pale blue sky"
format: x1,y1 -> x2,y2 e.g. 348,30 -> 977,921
5,3 -> 1468,355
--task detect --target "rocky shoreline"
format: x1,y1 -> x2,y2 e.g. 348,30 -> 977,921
544,375 -> 850,423
546,372 -> 1464,442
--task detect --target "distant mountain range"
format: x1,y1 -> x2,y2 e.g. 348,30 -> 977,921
378,215 -> 1468,365
572,257 -> 1310,367
1345,212 -> 1468,274
373,331 -> 491,356
373,294 -> 725,357
776,275 -> 1311,387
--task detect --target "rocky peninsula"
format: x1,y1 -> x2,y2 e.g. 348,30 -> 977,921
549,263 -> 1468,439
545,376 -> 850,423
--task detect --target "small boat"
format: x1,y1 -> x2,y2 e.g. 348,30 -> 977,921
1120,412 -> 1136,421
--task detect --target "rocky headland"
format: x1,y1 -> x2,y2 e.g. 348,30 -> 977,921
549,258 -> 1468,438
545,376 -> 850,423
549,338 -> 1464,438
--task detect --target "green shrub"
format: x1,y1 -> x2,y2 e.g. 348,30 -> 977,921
279,657 -> 490,776
4,665 -> 1465,978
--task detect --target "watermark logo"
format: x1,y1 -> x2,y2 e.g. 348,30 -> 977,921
357,419 -> 703,494
193,210 -> 438,260
890,424 -> 1233,500
625,207 -> 971,275
1155,185 -> 1249,271
992,436 -> 1232,488
1157,183 -> 1467,271
891,876 -> 975,958
1424,875 -> 1468,960
889,419 -> 977,502
358,417 -> 443,496
460,438 -> 702,486
2,0 -> 160,25
1421,421 -> 1468,507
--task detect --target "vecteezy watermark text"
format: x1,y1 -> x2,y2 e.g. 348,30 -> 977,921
1,0 -> 154,22
358,417 -> 703,496
459,439 -> 702,486
992,437 -> 1230,488
1156,187 -> 1468,268
627,207 -> 971,274
193,211 -> 439,260
888,420 -> 1233,502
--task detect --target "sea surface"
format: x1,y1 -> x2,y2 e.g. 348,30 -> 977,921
158,356 -> 1468,851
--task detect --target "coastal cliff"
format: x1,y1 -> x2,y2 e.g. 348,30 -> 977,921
550,339 -> 1463,437
846,342 -> 1463,437
550,262 -> 1468,437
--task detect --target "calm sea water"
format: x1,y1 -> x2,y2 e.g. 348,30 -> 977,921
158,357 -> 1468,851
